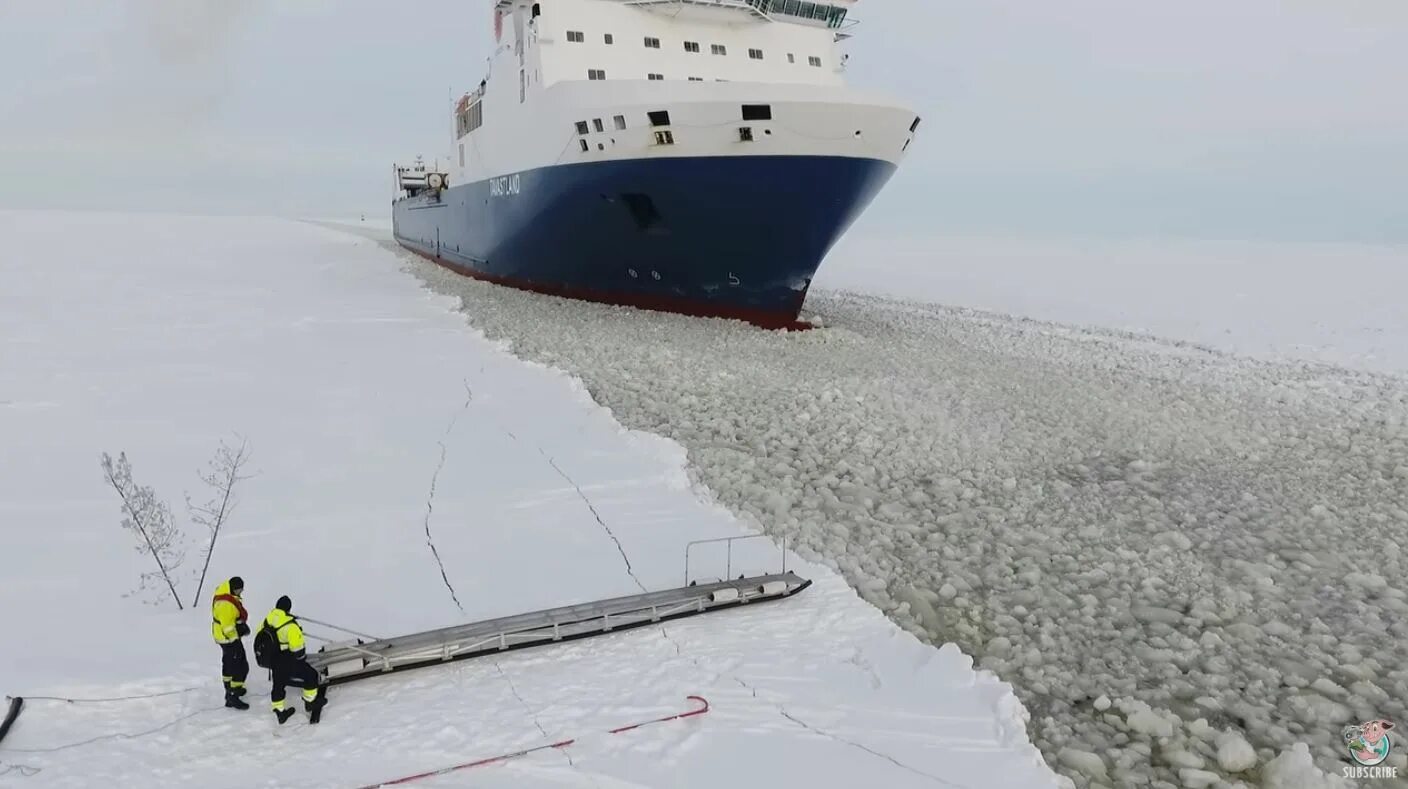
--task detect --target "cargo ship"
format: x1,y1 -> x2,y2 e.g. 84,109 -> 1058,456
392,0 -> 920,328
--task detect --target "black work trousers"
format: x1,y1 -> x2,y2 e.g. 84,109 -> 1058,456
220,641 -> 249,690
271,656 -> 321,709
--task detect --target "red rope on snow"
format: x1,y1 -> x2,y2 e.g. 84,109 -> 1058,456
355,695 -> 710,788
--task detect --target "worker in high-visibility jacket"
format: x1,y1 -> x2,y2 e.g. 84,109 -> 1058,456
263,595 -> 326,724
211,576 -> 250,710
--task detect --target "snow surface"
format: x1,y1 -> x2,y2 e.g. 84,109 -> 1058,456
0,210 -> 1059,789
366,227 -> 1406,789
305,214 -> 395,233
821,233 -> 1408,377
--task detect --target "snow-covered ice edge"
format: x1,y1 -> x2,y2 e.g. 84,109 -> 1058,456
0,209 -> 1062,789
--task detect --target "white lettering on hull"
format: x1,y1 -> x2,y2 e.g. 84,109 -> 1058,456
489,173 -> 522,198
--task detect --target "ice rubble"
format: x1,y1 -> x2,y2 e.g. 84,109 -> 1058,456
404,257 -> 1408,788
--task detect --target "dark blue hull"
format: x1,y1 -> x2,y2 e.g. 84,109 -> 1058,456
392,155 -> 896,327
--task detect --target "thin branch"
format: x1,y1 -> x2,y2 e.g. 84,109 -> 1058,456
190,436 -> 252,605
101,453 -> 184,610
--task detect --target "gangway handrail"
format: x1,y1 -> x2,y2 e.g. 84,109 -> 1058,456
298,615 -> 384,643
684,534 -> 787,586
309,571 -> 810,685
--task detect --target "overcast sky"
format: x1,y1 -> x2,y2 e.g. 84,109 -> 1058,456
1,0 -> 1403,242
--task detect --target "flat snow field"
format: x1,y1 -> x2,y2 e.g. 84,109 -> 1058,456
377,227 -> 1408,789
822,233 -> 1408,377
0,210 -> 1058,789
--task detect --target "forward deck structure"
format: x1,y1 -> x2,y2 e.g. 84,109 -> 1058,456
392,0 -> 920,328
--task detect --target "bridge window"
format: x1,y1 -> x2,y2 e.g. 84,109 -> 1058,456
575,121 -> 589,135
567,30 -> 584,43
648,73 -> 664,80
648,110 -> 671,127
604,33 -> 614,44
644,37 -> 661,49
689,77 -> 703,81
749,48 -> 764,60
587,69 -> 607,80
593,118 -> 605,132
684,41 -> 700,53
742,104 -> 772,121
711,44 -> 727,55
809,56 -> 822,67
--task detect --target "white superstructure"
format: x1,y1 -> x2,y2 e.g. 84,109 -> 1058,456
442,0 -> 918,187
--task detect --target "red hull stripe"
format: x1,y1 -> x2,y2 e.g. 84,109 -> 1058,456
401,245 -> 814,331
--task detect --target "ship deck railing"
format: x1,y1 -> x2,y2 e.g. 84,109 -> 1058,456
617,0 -> 858,31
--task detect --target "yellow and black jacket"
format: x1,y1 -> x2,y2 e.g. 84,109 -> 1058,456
211,581 -> 248,644
263,608 -> 307,662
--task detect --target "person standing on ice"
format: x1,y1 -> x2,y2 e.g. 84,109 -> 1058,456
210,576 -> 250,710
260,595 -> 326,724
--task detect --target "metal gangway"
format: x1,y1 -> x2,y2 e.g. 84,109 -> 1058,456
309,536 -> 808,685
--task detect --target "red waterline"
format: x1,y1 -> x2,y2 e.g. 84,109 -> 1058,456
402,244 -> 816,331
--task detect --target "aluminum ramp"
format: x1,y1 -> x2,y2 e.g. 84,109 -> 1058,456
310,570 -> 811,685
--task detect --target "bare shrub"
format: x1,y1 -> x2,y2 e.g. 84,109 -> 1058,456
188,435 -> 253,604
100,451 -> 186,609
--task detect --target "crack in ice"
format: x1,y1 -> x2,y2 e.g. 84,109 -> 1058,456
421,381 -> 474,614
734,676 -> 967,789
655,624 -> 955,788
540,449 -> 645,593
493,661 -> 578,770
